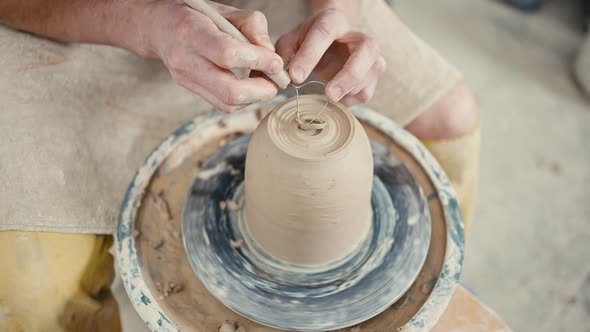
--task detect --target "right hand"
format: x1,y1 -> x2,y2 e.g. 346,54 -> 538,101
136,1 -> 283,112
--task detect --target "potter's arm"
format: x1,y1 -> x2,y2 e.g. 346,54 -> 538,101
0,0 -> 283,113
0,0 -> 148,56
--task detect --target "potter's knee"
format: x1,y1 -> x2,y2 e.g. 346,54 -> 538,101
405,79 -> 479,140
0,308 -> 25,332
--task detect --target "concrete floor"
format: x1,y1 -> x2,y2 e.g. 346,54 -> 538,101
114,0 -> 590,331
393,0 -> 590,331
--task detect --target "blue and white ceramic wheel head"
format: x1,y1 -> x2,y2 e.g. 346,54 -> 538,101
183,95 -> 430,331
115,95 -> 465,332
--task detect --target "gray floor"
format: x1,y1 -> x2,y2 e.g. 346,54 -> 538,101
114,0 -> 590,331
394,0 -> 590,331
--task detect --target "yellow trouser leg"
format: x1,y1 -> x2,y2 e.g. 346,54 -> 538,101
422,124 -> 481,235
0,232 -> 121,332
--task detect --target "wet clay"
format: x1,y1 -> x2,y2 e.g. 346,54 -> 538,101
133,105 -> 448,331
244,96 -> 374,266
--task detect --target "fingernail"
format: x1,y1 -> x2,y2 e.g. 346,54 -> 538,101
270,58 -> 283,74
291,66 -> 305,83
329,85 -> 343,101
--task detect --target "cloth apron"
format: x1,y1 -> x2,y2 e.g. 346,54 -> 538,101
0,0 -> 459,233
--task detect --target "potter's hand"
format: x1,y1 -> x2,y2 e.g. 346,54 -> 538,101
0,1 -> 281,112
276,9 -> 386,106
139,1 -> 283,112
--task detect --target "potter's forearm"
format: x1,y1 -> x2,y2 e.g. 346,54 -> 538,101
308,0 -> 361,25
0,0 -> 150,56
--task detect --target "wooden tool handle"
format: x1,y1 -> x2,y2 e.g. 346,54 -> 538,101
183,0 -> 291,89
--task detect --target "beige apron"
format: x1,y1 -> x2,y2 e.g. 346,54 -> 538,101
0,0 -> 459,234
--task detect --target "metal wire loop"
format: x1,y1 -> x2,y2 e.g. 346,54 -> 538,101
290,81 -> 329,130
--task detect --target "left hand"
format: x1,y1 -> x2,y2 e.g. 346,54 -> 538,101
276,9 -> 386,106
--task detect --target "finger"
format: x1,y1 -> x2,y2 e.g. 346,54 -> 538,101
169,54 -> 278,110
288,10 -> 350,83
275,29 -> 302,69
349,56 -> 386,95
339,74 -> 378,106
225,10 -> 275,51
192,58 -> 278,106
203,1 -> 274,50
172,72 -> 244,113
168,10 -> 283,74
200,30 -> 284,74
325,34 -> 381,101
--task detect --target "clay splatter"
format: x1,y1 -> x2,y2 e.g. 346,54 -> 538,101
151,192 -> 172,220
156,281 -> 183,298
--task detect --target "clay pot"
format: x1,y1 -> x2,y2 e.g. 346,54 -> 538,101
244,95 -> 374,266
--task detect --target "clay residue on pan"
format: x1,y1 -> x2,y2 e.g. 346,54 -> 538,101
227,164 -> 241,175
229,239 -> 243,249
217,132 -> 246,152
151,191 -> 172,221
133,110 -> 447,331
225,200 -> 240,211
156,280 -> 183,299
219,199 -> 240,212
148,238 -> 164,250
218,321 -> 246,332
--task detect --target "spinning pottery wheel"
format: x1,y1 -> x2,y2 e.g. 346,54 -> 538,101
116,95 -> 464,331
